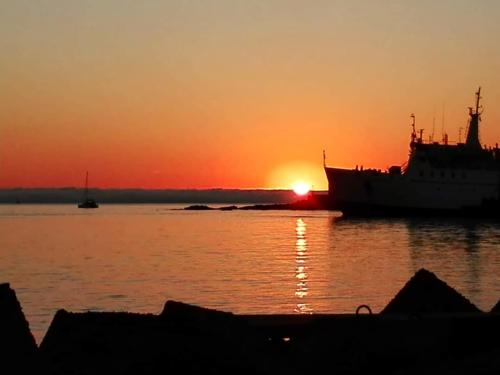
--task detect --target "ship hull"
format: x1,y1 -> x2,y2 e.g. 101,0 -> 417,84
325,167 -> 500,217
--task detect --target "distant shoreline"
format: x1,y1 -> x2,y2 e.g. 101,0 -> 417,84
0,188 -> 327,205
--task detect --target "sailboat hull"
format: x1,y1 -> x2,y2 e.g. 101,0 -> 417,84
78,199 -> 99,209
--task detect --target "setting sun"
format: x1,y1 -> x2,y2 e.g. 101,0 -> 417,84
292,182 -> 311,196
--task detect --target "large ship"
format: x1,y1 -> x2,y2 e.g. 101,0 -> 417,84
324,88 -> 500,216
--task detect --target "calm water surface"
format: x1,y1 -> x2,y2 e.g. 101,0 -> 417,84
1,204 -> 499,342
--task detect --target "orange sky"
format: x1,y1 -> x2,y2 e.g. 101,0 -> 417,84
1,1 -> 500,190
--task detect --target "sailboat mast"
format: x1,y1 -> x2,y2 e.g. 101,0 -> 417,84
78,171 -> 98,208
85,171 -> 89,197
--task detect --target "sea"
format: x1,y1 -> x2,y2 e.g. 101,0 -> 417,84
1,204 -> 499,343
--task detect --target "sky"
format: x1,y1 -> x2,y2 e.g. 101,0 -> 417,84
1,0 -> 500,189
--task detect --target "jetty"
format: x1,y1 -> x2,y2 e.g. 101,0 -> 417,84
184,192 -> 330,211
1,270 -> 499,374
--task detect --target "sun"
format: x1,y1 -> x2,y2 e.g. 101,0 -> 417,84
292,182 -> 311,196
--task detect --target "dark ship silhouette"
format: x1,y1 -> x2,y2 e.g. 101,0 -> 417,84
325,87 -> 500,216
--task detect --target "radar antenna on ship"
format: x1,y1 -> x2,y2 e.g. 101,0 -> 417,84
475,86 -> 482,115
469,87 -> 483,118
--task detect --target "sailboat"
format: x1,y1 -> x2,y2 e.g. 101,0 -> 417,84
78,171 -> 99,208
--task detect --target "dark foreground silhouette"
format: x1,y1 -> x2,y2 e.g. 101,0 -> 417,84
1,270 -> 499,374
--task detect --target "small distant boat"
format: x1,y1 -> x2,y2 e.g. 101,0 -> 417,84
78,172 -> 99,209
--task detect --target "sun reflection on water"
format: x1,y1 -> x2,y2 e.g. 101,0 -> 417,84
295,218 -> 313,313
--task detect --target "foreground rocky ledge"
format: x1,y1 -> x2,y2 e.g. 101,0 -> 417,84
1,270 -> 499,374
0,283 -> 38,372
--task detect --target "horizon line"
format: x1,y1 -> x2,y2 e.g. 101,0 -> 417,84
0,187 -> 328,192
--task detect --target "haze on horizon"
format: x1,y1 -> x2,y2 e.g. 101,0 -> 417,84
1,1 -> 500,190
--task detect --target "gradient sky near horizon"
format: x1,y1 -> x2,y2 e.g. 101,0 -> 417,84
2,1 -> 500,189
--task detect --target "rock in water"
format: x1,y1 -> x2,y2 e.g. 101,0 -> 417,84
0,283 -> 38,371
381,269 -> 482,314
491,300 -> 500,314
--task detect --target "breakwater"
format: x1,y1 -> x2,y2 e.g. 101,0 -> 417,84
1,269 -> 499,374
184,193 -> 330,210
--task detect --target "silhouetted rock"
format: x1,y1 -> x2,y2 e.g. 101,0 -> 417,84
184,204 -> 214,210
40,309 -> 168,374
381,269 -> 482,314
35,296 -> 500,375
183,193 -> 331,211
8,274 -> 498,375
0,283 -> 38,371
396,348 -> 500,375
161,300 -> 239,333
40,304 -> 292,375
219,205 -> 238,211
242,312 -> 500,374
491,300 -> 500,314
239,195 -> 328,210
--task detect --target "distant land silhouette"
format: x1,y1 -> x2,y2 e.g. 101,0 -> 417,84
0,188 -> 322,204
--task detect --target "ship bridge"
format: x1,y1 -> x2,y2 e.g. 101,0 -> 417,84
410,143 -> 500,171
408,87 -> 500,171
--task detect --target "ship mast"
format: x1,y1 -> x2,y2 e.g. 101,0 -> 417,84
410,113 -> 416,144
465,87 -> 482,149
475,86 -> 481,114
